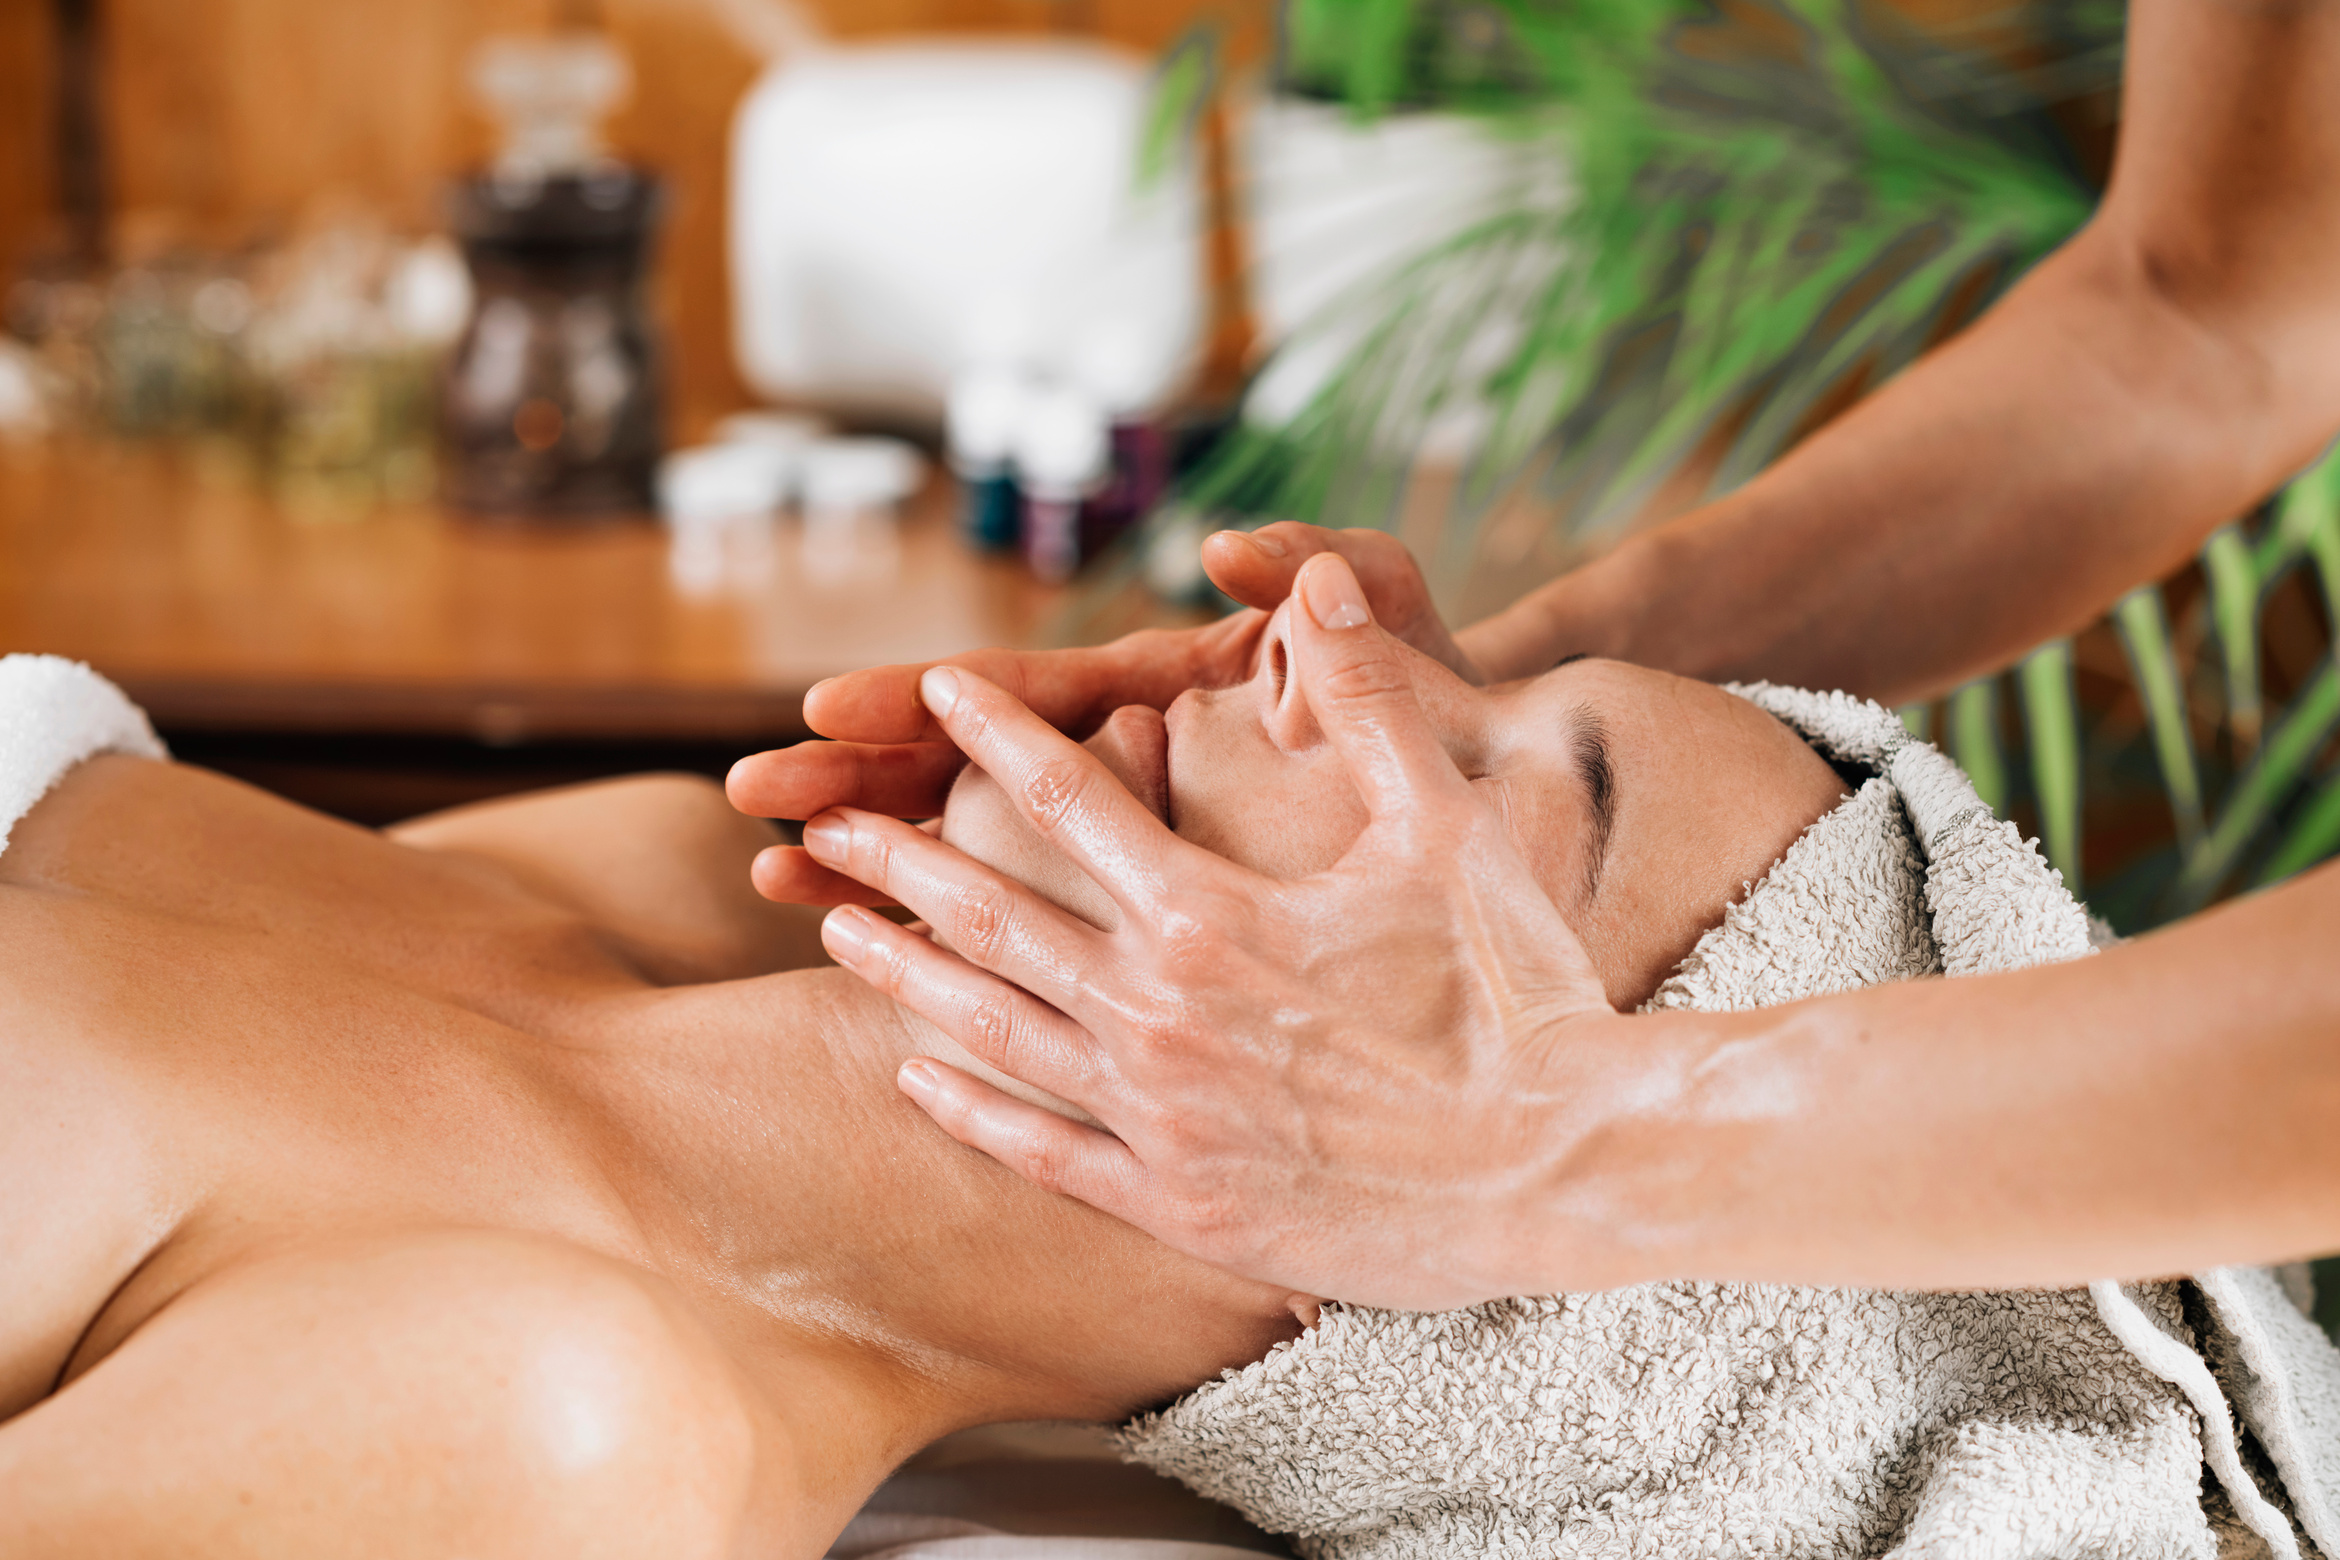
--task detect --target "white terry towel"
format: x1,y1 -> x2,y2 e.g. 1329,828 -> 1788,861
0,655 -> 167,862
1122,683 -> 2340,1560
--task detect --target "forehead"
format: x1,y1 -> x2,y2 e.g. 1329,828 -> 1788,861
1511,658 -> 1781,748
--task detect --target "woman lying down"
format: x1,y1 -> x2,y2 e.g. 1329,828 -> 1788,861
0,638 -> 2332,1560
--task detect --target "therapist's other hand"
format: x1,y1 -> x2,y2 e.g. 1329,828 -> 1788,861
728,523 -> 1478,906
800,523 -> 1482,746
800,554 -> 1617,1309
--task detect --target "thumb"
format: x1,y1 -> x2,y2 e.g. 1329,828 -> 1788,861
1288,553 -> 1476,827
1200,526 -> 1313,613
1290,555 -> 1615,1017
1207,524 -> 1478,682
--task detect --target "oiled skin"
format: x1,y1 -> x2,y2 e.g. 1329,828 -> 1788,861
0,757 -> 1301,1559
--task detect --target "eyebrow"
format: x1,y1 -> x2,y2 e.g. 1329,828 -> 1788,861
1569,710 -> 1617,903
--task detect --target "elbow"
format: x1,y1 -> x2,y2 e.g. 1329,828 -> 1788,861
2049,217 -> 2340,478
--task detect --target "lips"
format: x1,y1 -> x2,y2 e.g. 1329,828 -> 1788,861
1083,704 -> 1171,826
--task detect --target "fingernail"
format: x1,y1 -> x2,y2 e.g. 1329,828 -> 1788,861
897,1059 -> 938,1103
1301,556 -> 1370,631
1241,529 -> 1287,557
823,905 -> 872,963
921,666 -> 960,720
802,814 -> 849,863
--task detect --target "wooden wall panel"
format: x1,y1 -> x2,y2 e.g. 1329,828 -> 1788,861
604,0 -> 772,433
0,0 -> 58,270
105,0 -> 543,240
6,0 -> 1266,437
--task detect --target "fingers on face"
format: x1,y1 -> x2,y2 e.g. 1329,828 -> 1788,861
1090,622 -> 1255,718
727,741 -> 966,821
802,663 -> 942,745
1201,523 -> 1420,615
897,1057 -> 1156,1222
830,908 -> 1113,1108
804,807 -> 1098,1006
1289,554 -> 1476,828
1203,523 -> 1316,610
799,649 -> 1058,746
1328,527 -> 1426,607
750,845 -> 899,907
806,643 -> 1186,748
1204,525 -> 1475,678
1328,528 -> 1459,666
1203,521 -> 1426,622
919,669 -> 1190,911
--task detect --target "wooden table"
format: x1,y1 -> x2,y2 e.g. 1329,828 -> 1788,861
0,440 -> 1099,817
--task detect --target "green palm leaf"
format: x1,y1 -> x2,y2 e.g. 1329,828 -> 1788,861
2172,660 -> 2340,912
2257,446 -> 2340,610
2258,766 -> 2340,887
2201,524 -> 2263,757
2110,585 -> 2205,856
2019,639 -> 2082,885
1947,677 -> 2008,816
1181,0 -> 2109,565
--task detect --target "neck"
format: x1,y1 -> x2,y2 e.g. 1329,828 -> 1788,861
581,967 -> 1302,1508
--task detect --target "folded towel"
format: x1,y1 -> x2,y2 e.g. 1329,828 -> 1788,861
0,655 -> 167,862
1122,683 -> 2340,1560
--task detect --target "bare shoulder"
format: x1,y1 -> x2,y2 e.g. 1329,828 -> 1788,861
0,1229 -> 786,1559
392,773 -> 831,983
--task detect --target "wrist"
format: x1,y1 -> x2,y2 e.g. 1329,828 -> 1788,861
1470,1007 -> 1680,1294
1486,1003 -> 1813,1293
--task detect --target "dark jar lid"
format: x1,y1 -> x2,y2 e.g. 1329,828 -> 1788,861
446,164 -> 663,254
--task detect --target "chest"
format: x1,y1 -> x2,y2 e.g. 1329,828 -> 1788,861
0,872 -> 638,1425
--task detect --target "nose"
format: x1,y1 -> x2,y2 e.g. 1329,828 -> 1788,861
1255,600 -> 1316,752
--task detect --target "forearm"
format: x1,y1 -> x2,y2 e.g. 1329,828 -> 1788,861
1464,0 -> 2340,705
1467,237 -> 2326,703
1527,862 -> 2340,1292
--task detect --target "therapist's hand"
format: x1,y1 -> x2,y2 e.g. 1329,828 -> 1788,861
727,524 -> 1479,906
797,554 -> 1625,1310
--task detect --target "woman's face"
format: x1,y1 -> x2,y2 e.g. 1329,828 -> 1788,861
943,602 -> 1848,1007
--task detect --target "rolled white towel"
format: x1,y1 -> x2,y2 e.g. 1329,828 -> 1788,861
0,655 -> 167,862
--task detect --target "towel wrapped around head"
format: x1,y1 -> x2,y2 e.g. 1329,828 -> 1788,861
1121,683 -> 2340,1560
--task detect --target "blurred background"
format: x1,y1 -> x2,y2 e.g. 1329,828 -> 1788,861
0,0 -> 1266,442
0,0 -> 1268,820
2,0 -> 2337,1033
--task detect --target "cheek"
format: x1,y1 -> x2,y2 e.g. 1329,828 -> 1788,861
937,767 -> 1122,933
1478,776 -> 1588,913
1172,745 -> 1367,881
1479,776 -> 1637,1001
